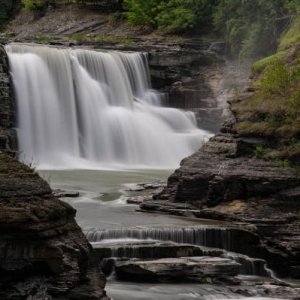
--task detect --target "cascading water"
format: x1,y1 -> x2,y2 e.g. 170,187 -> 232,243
6,43 -> 211,169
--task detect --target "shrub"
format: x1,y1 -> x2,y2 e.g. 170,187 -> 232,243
259,60 -> 291,96
123,0 -> 216,32
22,0 -> 47,12
0,0 -> 14,28
123,0 -> 160,27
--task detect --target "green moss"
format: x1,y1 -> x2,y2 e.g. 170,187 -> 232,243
70,34 -> 133,45
252,51 -> 287,73
280,14 -> 300,50
235,121 -> 275,137
33,34 -> 53,43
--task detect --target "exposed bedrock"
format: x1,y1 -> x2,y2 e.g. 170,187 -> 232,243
0,152 -> 109,299
146,99 -> 300,278
114,256 -> 241,284
0,45 -> 108,300
0,46 -> 17,153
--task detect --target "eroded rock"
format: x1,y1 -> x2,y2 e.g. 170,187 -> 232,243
0,154 -> 108,299
115,256 -> 241,283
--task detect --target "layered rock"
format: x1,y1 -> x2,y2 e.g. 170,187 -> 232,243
114,256 -> 241,284
0,44 -> 108,299
148,98 -> 300,278
0,45 -> 17,153
0,152 -> 109,299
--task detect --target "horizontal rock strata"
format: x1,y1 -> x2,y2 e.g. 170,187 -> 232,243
0,152 -> 109,299
115,256 -> 241,283
147,106 -> 300,278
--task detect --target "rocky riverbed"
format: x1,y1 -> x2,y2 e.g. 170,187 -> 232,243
137,92 -> 300,280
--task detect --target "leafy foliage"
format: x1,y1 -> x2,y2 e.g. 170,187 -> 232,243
123,0 -> 300,58
22,0 -> 47,12
260,60 -> 291,96
213,0 -> 290,58
0,0 -> 15,28
232,14 -> 300,164
123,0 -> 160,27
123,0 -> 217,32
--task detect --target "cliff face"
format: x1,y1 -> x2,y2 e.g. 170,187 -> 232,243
0,46 -> 16,152
0,46 -> 108,300
153,106 -> 300,277
151,96 -> 300,277
147,22 -> 300,278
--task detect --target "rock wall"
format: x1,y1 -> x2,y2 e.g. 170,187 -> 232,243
0,45 -> 17,153
152,93 -> 300,278
0,45 -> 108,299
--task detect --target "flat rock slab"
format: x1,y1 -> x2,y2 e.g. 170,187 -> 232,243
115,256 -> 240,283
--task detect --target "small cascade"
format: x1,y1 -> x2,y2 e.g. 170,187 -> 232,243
87,226 -> 274,278
224,252 -> 270,277
5,43 -> 211,169
86,226 -> 232,250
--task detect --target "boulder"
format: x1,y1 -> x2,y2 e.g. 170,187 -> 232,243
0,152 -> 109,299
115,256 -> 241,283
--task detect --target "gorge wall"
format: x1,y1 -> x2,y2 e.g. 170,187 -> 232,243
147,91 -> 300,279
0,45 -> 16,152
0,46 -> 108,300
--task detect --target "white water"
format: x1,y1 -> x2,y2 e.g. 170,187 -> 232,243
6,43 -> 211,169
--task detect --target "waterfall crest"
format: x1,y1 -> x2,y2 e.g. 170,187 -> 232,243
6,43 -> 211,169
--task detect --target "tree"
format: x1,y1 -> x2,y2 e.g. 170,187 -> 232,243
123,0 -> 218,32
0,0 -> 14,28
21,0 -> 47,12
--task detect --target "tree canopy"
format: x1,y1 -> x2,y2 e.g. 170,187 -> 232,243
124,0 -> 300,58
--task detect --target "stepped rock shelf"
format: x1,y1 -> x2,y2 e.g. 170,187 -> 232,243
140,97 -> 300,280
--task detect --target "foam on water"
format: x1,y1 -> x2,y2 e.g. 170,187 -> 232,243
6,43 -> 211,169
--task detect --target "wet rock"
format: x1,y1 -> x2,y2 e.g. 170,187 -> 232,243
53,189 -> 80,198
115,256 -> 241,283
0,45 -> 17,154
0,153 -> 108,299
126,195 -> 152,204
147,101 -> 300,277
94,240 -> 223,260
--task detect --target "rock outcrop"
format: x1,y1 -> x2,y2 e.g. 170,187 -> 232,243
145,94 -> 300,278
0,153 -> 109,299
0,45 -> 17,153
114,256 -> 241,283
0,44 -> 108,300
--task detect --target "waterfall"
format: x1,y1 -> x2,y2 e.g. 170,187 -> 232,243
85,226 -> 232,250
6,43 -> 211,169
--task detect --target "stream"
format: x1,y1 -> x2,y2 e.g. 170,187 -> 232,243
39,169 -> 290,300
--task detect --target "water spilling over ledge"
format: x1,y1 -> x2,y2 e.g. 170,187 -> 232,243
5,43 -> 211,169
85,225 -> 259,253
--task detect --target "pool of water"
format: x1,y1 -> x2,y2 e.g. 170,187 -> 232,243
38,169 -> 289,300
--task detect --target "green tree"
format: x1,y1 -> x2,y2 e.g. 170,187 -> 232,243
0,0 -> 14,28
22,0 -> 47,12
213,0 -> 288,58
123,0 -> 161,27
123,0 -> 218,32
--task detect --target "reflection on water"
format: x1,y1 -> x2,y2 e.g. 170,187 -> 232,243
39,169 -> 287,300
39,169 -> 200,230
106,282 -> 285,300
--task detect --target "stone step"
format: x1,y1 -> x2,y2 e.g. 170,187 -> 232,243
114,256 -> 241,283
